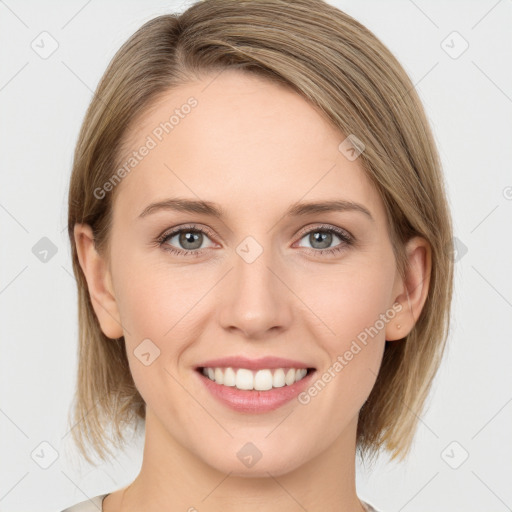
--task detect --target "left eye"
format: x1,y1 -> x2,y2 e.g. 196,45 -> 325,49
296,228 -> 350,251
159,228 -> 214,252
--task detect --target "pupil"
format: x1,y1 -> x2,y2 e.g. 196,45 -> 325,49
311,231 -> 331,249
180,231 -> 202,249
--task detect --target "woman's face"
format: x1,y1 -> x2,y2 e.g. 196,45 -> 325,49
101,70 -> 406,476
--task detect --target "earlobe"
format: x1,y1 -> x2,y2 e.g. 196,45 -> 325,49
385,236 -> 432,342
74,223 -> 124,339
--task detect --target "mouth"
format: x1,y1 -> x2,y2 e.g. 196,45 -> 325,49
195,366 -> 316,391
193,356 -> 317,413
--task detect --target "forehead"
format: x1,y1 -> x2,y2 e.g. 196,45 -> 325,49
112,70 -> 384,226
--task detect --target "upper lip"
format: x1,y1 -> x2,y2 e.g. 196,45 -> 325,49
195,356 -> 315,371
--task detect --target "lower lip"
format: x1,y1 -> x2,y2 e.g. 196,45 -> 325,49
195,369 -> 316,413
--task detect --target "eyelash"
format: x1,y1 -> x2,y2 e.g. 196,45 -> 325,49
155,223 -> 354,258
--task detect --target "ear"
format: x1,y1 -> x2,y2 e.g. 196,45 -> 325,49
385,236 -> 431,341
74,223 -> 124,339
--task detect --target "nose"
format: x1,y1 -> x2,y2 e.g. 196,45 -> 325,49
217,241 -> 293,340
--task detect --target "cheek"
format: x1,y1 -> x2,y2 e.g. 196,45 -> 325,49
308,262 -> 395,348
116,263 -> 199,414
300,261 -> 394,410
114,250 -> 199,338
113,253 -> 212,382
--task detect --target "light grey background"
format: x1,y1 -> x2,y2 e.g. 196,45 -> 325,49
1,1 -> 511,511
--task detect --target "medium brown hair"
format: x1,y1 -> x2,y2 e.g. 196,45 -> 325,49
67,0 -> 454,465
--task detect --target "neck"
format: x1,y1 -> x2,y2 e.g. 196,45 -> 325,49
111,408 -> 365,512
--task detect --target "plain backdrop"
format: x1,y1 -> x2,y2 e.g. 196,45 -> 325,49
1,1 -> 511,511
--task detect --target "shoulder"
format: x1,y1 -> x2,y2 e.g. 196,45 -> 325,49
60,493 -> 109,512
361,499 -> 382,512
59,494 -> 380,512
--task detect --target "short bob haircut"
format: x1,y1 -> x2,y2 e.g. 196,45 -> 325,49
67,0 -> 454,466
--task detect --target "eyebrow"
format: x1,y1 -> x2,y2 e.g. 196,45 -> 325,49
138,197 -> 374,222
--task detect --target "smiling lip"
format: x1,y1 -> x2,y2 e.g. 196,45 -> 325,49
194,355 -> 314,371
194,356 -> 316,414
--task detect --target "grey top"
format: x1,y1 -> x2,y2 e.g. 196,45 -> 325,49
61,493 -> 381,511
60,494 -> 108,511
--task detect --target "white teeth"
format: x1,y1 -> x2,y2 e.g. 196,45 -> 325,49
285,368 -> 295,385
223,367 -> 236,386
236,368 -> 254,390
272,368 -> 285,388
295,368 -> 307,382
254,369 -> 273,391
214,368 -> 224,385
201,366 -> 310,390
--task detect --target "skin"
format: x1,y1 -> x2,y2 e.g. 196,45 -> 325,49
75,69 -> 431,512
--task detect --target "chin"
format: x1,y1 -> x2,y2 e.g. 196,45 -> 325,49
203,444 -> 310,478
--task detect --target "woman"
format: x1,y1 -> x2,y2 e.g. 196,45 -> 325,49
62,0 -> 454,510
